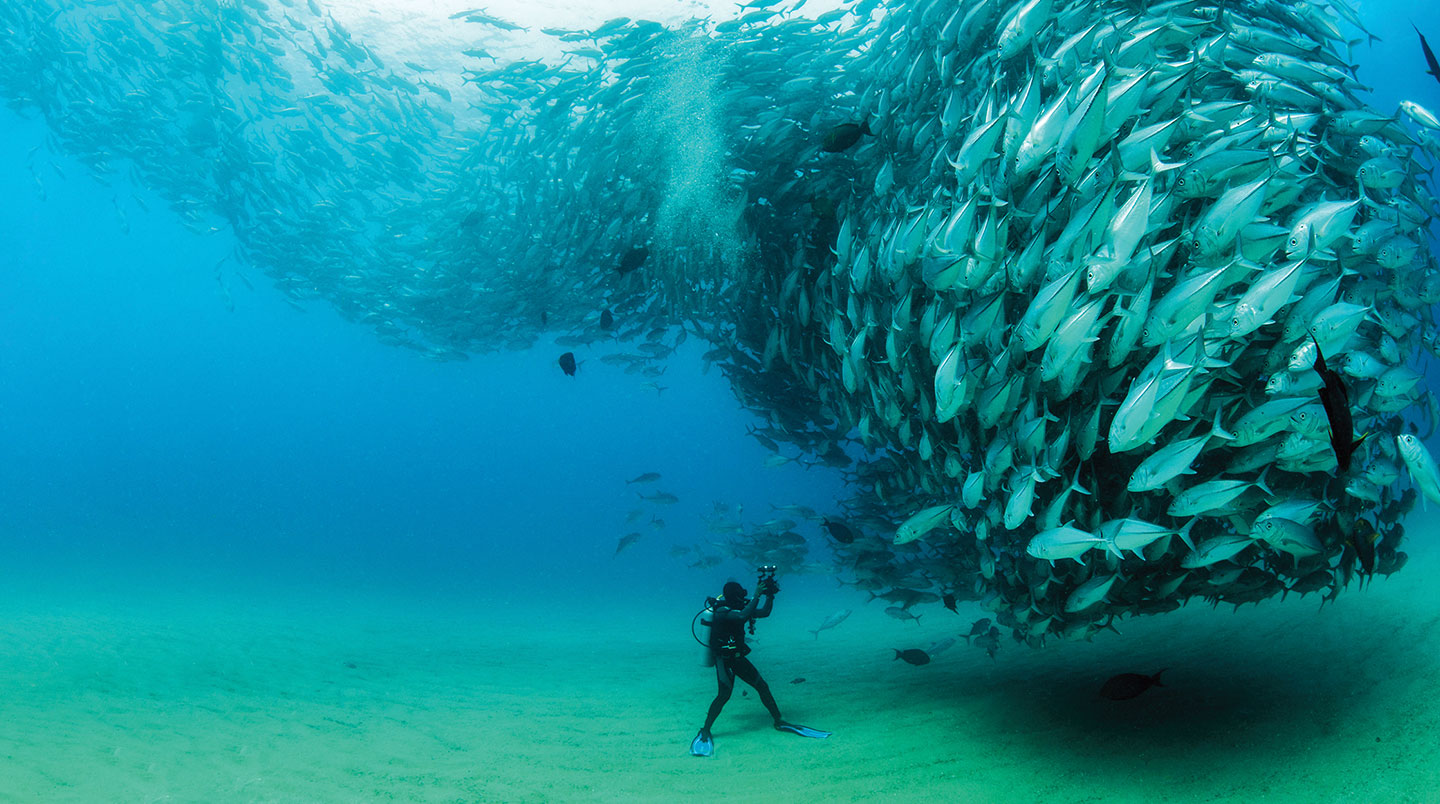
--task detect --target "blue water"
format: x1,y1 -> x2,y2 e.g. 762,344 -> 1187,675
0,109 -> 846,604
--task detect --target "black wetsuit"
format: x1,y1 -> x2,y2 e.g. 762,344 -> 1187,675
702,596 -> 782,731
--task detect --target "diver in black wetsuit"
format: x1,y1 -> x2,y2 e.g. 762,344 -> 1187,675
691,575 -> 828,757
702,579 -> 783,730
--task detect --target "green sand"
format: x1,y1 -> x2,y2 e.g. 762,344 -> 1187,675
2,550 -> 1437,802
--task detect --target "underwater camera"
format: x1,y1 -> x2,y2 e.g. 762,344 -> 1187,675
757,564 -> 779,594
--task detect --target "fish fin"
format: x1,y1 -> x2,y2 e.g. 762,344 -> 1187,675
1104,537 -> 1124,560
1177,519 -> 1197,551
1254,467 -> 1275,499
1042,398 -> 1060,423
1148,147 -> 1184,174
1210,408 -> 1236,441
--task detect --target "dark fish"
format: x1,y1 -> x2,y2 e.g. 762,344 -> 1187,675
626,472 -> 661,484
1377,550 -> 1409,577
790,677 -> 806,684
599,309 -> 614,330
1337,539 -> 1357,590
972,626 -> 1001,659
893,648 -> 931,666
558,351 -> 577,376
820,517 -> 856,544
821,119 -> 872,153
943,593 -> 957,613
1099,669 -> 1167,701
962,618 -> 992,645
1348,527 -> 1379,578
615,532 -> 641,555
1417,25 -> 1440,84
1287,568 -> 1332,596
617,246 -> 649,275
748,427 -> 780,452
1311,337 -> 1364,471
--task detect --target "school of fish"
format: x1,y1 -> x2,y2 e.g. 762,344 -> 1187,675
1,0 -> 1438,647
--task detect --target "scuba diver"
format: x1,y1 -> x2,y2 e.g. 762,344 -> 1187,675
690,566 -> 830,758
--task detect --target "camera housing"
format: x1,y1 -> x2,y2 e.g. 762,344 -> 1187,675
756,565 -> 780,594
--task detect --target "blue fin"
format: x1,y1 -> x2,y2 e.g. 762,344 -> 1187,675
690,730 -> 714,757
775,722 -> 831,739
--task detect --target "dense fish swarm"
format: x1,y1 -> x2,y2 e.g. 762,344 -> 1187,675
2,0 -> 1438,646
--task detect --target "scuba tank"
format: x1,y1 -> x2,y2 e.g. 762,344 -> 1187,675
692,596 -> 719,667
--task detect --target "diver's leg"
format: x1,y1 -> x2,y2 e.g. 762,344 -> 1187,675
702,659 -> 736,732
730,655 -> 783,726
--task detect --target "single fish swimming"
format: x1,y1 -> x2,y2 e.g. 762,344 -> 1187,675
1416,25 -> 1440,85
893,648 -> 931,666
1311,336 -> 1365,471
821,119 -> 871,153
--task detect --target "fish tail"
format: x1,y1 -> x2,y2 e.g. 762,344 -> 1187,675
1152,668 -> 1168,686
1149,146 -> 1183,174
1210,408 -> 1236,442
1253,467 -> 1274,499
1103,537 -> 1124,561
1177,519 -> 1197,551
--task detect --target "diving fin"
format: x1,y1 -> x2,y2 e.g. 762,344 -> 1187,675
690,729 -> 714,757
775,722 -> 831,739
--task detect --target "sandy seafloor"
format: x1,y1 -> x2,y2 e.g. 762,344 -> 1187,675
1,537 -> 1437,804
